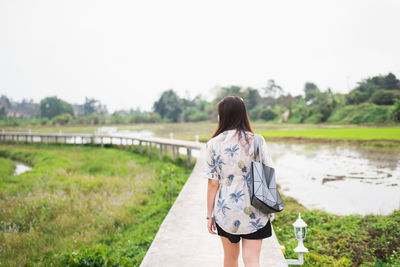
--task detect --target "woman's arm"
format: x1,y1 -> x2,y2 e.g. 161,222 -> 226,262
207,179 -> 219,234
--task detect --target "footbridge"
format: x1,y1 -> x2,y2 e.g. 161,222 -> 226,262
1,131 -> 288,266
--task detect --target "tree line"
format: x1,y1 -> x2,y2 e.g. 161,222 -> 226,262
1,72 -> 399,126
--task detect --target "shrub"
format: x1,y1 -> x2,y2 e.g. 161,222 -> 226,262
109,113 -> 127,124
58,244 -> 129,267
391,99 -> 400,122
40,118 -> 49,125
249,106 -> 262,120
52,113 -> 73,125
304,112 -> 323,123
346,90 -> 370,104
128,112 -> 161,123
182,109 -> 208,122
370,90 -> 396,105
327,103 -> 394,124
260,109 -> 277,121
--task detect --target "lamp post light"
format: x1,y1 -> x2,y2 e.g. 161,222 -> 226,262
286,213 -> 309,265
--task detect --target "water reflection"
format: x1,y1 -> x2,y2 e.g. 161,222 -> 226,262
96,127 -> 154,138
269,142 -> 400,215
14,162 -> 32,175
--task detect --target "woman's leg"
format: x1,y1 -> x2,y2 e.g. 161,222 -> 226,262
241,238 -> 262,267
220,236 -> 240,267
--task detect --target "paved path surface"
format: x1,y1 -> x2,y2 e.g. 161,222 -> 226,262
140,146 -> 288,267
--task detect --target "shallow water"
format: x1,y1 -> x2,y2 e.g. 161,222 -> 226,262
14,162 -> 32,175
97,126 -> 154,138
269,142 -> 400,215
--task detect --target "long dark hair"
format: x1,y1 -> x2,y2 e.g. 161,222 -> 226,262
211,95 -> 254,143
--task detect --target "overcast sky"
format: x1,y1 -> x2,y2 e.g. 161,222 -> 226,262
1,0 -> 400,112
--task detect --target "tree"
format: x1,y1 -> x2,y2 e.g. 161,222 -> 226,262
243,87 -> 261,110
346,90 -> 370,105
83,97 -> 101,115
182,108 -> 207,122
0,95 -> 12,110
368,73 -> 400,90
215,86 -> 244,100
192,95 -> 207,112
52,113 -> 73,125
263,80 -> 283,98
260,109 -> 277,121
276,93 -> 296,109
153,89 -> 183,122
39,96 -> 74,119
370,90 -> 396,105
287,98 -> 309,123
249,106 -> 262,120
314,91 -> 333,122
347,73 -> 400,105
304,82 -> 319,102
109,112 -> 126,124
384,73 -> 400,89
392,99 -> 400,122
0,107 -> 6,119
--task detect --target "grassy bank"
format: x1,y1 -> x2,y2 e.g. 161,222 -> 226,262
326,103 -> 395,124
275,194 -> 400,266
256,127 -> 400,148
258,127 -> 400,140
0,157 -> 15,177
0,144 -> 191,266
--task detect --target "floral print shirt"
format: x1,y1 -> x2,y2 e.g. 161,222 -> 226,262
203,129 -> 274,235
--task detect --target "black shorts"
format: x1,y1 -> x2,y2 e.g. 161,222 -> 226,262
215,219 -> 272,244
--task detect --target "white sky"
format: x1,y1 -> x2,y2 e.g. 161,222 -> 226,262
1,0 -> 400,112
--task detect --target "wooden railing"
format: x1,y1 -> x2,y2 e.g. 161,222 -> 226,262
0,131 -> 204,167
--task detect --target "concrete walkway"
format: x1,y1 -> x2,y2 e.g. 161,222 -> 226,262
140,146 -> 288,267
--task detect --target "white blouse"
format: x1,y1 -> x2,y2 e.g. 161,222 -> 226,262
203,129 -> 274,235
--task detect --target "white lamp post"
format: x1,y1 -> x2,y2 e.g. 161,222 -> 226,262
286,213 -> 309,265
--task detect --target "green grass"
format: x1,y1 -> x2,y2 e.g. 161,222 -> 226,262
0,144 -> 191,266
257,127 -> 400,141
0,157 -> 15,178
275,194 -> 400,266
327,103 -> 394,124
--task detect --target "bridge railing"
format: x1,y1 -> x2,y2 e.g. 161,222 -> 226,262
0,131 -> 203,167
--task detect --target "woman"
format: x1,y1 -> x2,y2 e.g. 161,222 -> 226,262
203,95 -> 274,267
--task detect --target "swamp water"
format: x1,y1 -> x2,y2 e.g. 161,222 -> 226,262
13,162 -> 32,175
269,142 -> 400,215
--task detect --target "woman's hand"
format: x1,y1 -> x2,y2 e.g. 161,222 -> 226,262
206,178 -> 219,235
207,217 -> 217,235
